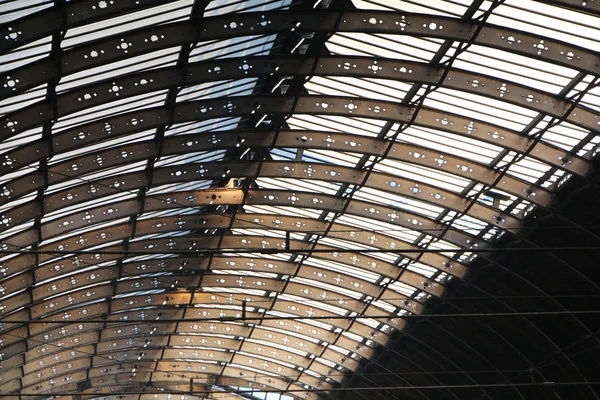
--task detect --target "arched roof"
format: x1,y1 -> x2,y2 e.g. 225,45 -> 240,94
0,1 -> 598,399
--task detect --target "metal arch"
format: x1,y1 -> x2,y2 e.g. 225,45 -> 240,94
0,217 -> 446,396
0,159 -> 521,234
16,369 -> 323,400
1,235 -> 443,309
25,266 -> 416,321
0,248 -> 404,340
363,337 -> 505,400
1,311 -> 340,393
0,318 -> 352,390
0,132 -> 553,222
0,186 -> 488,253
0,0 -> 183,54
2,230 -> 448,304
16,346 -> 321,388
0,182 -> 479,262
5,251 -> 417,312
0,173 -> 482,390
1,142 -> 511,244
7,330 -> 340,393
3,0 -> 600,57
0,296 -> 384,390
6,157 -> 519,222
0,90 -> 580,176
30,263 -> 414,315
1,55 -> 597,162
25,267 -> 402,324
0,60 -> 591,175
2,10 -> 600,82
2,59 -> 595,162
0,100 -> 556,206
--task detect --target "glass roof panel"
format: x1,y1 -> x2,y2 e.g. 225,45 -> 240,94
0,0 -> 598,399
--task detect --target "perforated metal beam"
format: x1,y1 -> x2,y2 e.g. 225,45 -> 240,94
1,56 -> 596,172
3,10 -> 599,86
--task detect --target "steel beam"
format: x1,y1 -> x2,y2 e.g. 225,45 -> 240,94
2,11 -> 599,87
2,56 -> 597,162
0,127 -> 554,215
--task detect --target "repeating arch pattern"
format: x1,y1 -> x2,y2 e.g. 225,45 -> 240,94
0,1 -> 599,400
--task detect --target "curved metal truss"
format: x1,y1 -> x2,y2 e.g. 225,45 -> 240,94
0,0 -> 599,399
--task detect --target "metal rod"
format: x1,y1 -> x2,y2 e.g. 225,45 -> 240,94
1,246 -> 599,256
2,381 -> 600,397
3,310 -> 599,324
